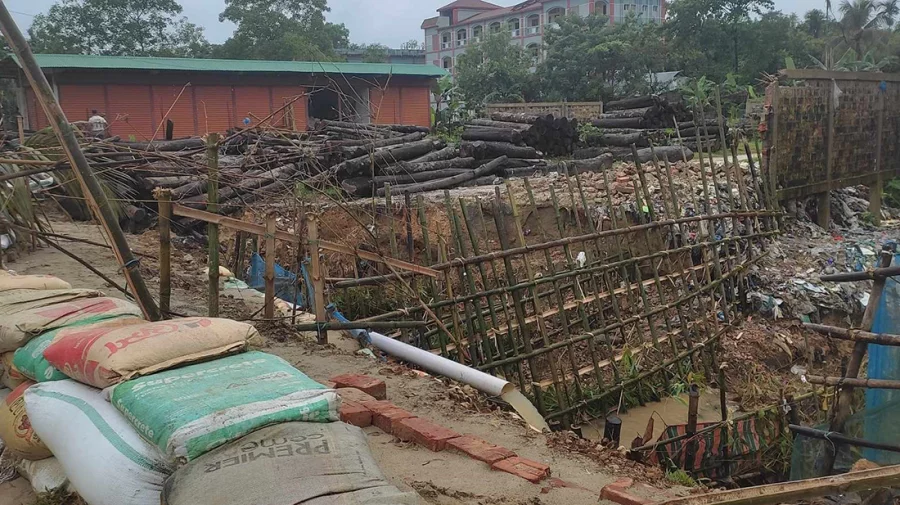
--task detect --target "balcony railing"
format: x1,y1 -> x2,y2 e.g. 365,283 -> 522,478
441,41 -> 451,49
510,28 -> 520,37
526,26 -> 540,35
457,39 -> 467,47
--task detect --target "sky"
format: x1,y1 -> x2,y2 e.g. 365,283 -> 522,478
6,0 -> 827,48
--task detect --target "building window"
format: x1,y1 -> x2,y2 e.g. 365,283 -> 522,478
652,4 -> 659,13
442,57 -> 453,70
441,32 -> 451,49
597,2 -> 609,15
473,25 -> 483,41
457,29 -> 467,46
547,7 -> 565,25
642,4 -> 649,13
526,43 -> 540,64
526,14 -> 540,35
489,21 -> 502,33
507,18 -> 520,37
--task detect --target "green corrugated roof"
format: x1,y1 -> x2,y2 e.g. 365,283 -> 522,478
21,54 -> 447,77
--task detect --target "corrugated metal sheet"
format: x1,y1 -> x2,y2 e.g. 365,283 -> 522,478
152,84 -> 196,138
106,85 -> 153,140
23,54 -> 447,77
271,86 -> 307,130
234,86 -> 271,127
194,86 -> 234,134
371,88 -> 401,124
400,87 -> 431,127
58,84 -> 105,124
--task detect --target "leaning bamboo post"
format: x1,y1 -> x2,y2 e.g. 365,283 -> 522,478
207,133 -> 220,317
712,87 -> 731,170
307,214 -> 327,344
16,116 -> 24,145
458,198 -> 502,366
718,364 -> 730,479
156,189 -> 172,318
821,248 -> 895,474
0,5 -> 160,321
264,212 -> 277,320
417,195 -> 450,356
385,184 -> 399,258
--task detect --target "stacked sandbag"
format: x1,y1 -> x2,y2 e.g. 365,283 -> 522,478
0,352 -> 27,389
0,382 -> 51,460
0,272 -> 72,292
161,422 -> 417,505
26,380 -> 174,505
15,457 -> 70,493
108,351 -> 340,462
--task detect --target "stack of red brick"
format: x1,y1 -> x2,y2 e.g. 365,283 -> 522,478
329,374 -> 551,484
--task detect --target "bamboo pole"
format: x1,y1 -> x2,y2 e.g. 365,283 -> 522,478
264,212 -> 276,320
790,425 -> 900,453
207,133 -> 220,317
805,375 -> 900,389
16,116 -> 24,145
458,198 -> 501,366
156,189 -> 172,317
803,323 -> 900,346
0,4 -> 160,321
307,214 -> 327,344
444,191 -> 485,364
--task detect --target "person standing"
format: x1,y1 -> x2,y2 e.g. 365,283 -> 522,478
88,109 -> 108,138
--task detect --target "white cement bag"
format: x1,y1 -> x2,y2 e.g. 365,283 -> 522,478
161,422 -> 418,505
16,457 -> 69,493
25,380 -> 174,505
110,351 -> 340,462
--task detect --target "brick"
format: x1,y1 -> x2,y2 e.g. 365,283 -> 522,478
337,387 -> 377,404
330,374 -> 387,400
393,417 -> 461,452
446,435 -> 516,464
600,486 -> 650,505
321,380 -> 337,389
361,400 -> 415,433
491,456 -> 550,484
339,400 -> 372,428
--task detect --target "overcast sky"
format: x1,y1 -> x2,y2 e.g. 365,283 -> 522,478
6,0 -> 827,48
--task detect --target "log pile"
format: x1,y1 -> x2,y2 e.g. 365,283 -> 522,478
472,112 -> 578,157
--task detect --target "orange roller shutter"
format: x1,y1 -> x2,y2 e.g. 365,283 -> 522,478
234,86 -> 272,127
400,87 -> 431,128
58,85 -> 106,125
371,87 -> 400,125
270,86 -> 307,130
152,85 -> 196,138
194,86 -> 234,134
106,85 -> 153,140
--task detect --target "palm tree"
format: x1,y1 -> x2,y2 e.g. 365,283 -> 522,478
838,0 -> 896,57
805,9 -> 828,37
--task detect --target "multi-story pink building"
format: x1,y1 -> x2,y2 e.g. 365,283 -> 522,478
423,0 -> 665,72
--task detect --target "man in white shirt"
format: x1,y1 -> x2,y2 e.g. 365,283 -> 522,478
88,110 -> 108,138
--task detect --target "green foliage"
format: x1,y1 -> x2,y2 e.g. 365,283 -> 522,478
432,75 -> 464,138
28,0 -> 210,57
214,0 -> 348,61
455,31 -> 533,112
884,178 -> 900,208
330,285 -> 419,320
666,469 -> 699,487
349,43 -> 390,63
400,39 -> 422,50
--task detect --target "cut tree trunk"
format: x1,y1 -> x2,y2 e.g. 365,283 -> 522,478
461,127 -> 523,144
334,139 -> 441,179
340,132 -> 427,158
582,132 -> 648,148
113,138 -> 205,151
342,169 -> 475,197
489,112 -> 550,124
381,157 -> 477,175
460,141 -> 537,160
467,119 -> 531,131
605,95 -> 663,111
376,156 -> 507,196
591,117 -> 645,129
410,145 -> 459,163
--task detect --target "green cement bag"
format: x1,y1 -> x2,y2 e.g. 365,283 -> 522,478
110,351 -> 340,462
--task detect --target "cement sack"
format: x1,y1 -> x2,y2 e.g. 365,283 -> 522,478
110,351 -> 340,462
0,274 -> 71,293
0,288 -> 100,315
25,380 -> 174,505
0,382 -> 51,460
161,422 -> 418,505
44,317 -> 256,388
0,352 -> 28,389
0,295 -> 142,353
14,316 -> 143,383
16,457 -> 70,493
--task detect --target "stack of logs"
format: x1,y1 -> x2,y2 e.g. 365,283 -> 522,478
465,112 -> 578,157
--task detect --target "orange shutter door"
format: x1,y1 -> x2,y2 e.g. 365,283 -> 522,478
106,85 -> 153,140
400,87 -> 431,128
271,86 -> 307,130
234,86 -> 271,127
194,86 -> 234,134
371,88 -> 400,125
152,85 -> 196,138
58,85 -> 106,125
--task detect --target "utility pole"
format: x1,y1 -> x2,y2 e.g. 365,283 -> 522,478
0,1 -> 161,321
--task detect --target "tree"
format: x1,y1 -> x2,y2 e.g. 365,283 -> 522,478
838,0 -> 898,55
454,32 -> 533,110
216,0 -> 349,61
400,39 -> 422,50
360,44 -> 389,63
28,0 -> 209,57
804,9 -> 829,37
535,13 -> 666,102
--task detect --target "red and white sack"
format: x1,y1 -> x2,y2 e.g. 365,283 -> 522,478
0,294 -> 142,353
43,317 -> 257,388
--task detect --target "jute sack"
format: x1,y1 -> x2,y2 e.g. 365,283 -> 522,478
0,352 -> 28,389
0,288 -> 100,315
0,274 -> 71,293
0,295 -> 142,353
0,381 -> 51,460
44,317 -> 255,388
25,380 -> 174,505
161,422 -> 418,505
110,351 -> 340,462
16,457 -> 70,493
14,316 -> 144,383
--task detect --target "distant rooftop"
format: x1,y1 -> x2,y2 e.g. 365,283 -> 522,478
437,0 -> 502,13
336,48 -> 426,57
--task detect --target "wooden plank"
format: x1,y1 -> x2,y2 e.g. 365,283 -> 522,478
172,204 -> 438,278
781,68 -> 900,82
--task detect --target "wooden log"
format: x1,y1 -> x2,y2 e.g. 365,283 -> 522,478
326,126 -> 395,139
339,132 -> 427,158
591,117 -> 645,129
468,119 -> 531,131
207,132 -> 220,318
558,153 -> 614,174
113,138 -> 205,151
679,126 -> 725,138
459,141 -> 537,160
319,119 -> 388,131
596,106 -> 654,120
574,147 -> 610,160
123,204 -> 146,223
605,95 -> 662,111
410,145 -> 459,163
501,166 -> 547,178
805,375 -> 900,389
376,156 -> 507,196
381,157 -> 477,175
144,176 -> 196,189
582,131 -> 648,148
489,112 -> 549,124
334,139 -> 441,179
460,175 -> 499,187
342,169 -> 475,197
502,158 -> 547,168
821,265 -> 900,282
613,146 -> 692,164
461,127 -> 523,144
385,124 -> 432,134
803,323 -> 900,346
